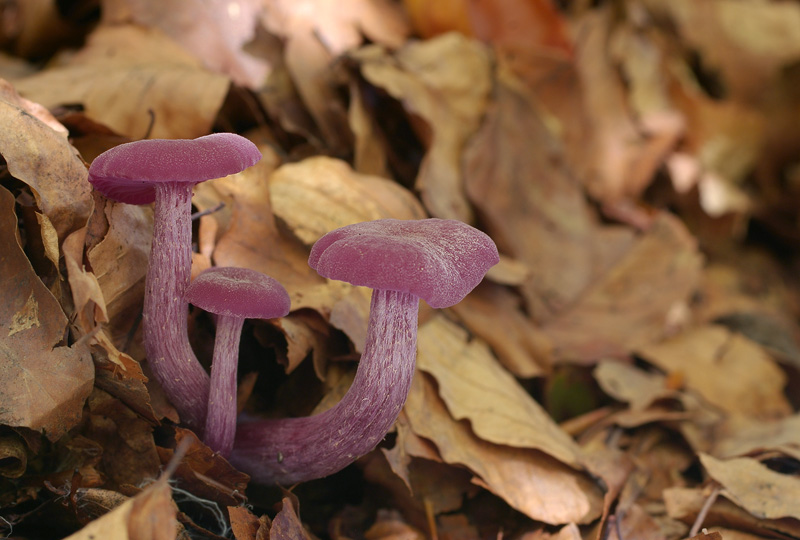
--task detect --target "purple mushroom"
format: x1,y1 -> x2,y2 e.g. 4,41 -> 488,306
229,218 -> 499,484
186,267 -> 290,457
88,134 -> 262,431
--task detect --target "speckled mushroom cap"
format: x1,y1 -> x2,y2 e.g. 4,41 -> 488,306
186,267 -> 291,320
308,218 -> 499,309
88,133 -> 261,205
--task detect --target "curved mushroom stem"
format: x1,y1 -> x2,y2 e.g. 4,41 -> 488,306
229,289 -> 418,484
144,183 -> 211,431
204,316 -> 245,457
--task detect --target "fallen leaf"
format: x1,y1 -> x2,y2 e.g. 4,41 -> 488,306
268,156 -> 426,245
462,59 -> 635,321
64,461 -> 178,540
468,0 -> 573,57
699,453 -> 800,521
593,361 -> 679,412
228,505 -> 264,540
207,145 -> 324,296
543,213 -> 702,363
636,325 -> 791,419
664,487 -> 800,539
355,33 -> 492,222
405,372 -> 603,525
158,428 -> 249,509
102,0 -> 269,88
641,0 -> 800,102
450,282 -> 551,378
713,414 -> 800,459
417,316 -> 582,467
269,497 -> 313,540
0,187 -> 94,441
0,80 -> 91,241
14,25 -> 230,139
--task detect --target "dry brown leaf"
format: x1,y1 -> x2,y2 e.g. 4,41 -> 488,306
714,414 -> 800,459
469,0 -> 573,57
0,187 -> 94,441
450,282 -> 551,378
405,372 -> 603,525
102,0 -> 269,88
262,0 -> 408,152
269,497 -> 313,540
63,475 -> 176,540
87,201 -> 151,332
207,146 -> 324,296
594,361 -> 679,412
664,486 -> 800,539
417,316 -> 582,467
700,453 -> 800,521
641,0 -> 800,102
158,428 -> 249,509
572,8 -> 683,202
14,25 -> 229,139
542,213 -> 702,363
86,389 -> 161,487
269,156 -> 426,245
462,59 -> 634,321
0,81 -> 91,241
355,33 -> 491,222
364,511 -> 426,540
228,506 -> 264,540
329,286 -> 372,353
636,325 -> 791,419
519,524 -> 582,540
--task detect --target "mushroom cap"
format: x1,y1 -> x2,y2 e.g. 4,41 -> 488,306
308,218 -> 499,309
88,133 -> 262,205
186,267 -> 291,320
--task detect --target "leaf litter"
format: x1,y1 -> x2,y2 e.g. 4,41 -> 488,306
0,1 -> 799,539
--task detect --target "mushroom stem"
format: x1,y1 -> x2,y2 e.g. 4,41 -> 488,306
144,183 -> 210,431
230,288 -> 418,484
204,316 -> 245,457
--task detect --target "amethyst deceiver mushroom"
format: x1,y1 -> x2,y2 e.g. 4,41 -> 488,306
229,218 -> 498,484
186,267 -> 290,457
88,134 -> 262,431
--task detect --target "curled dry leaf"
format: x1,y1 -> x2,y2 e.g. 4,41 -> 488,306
262,0 -> 409,152
640,0 -> 800,102
207,146 -> 323,296
0,187 -> 94,441
417,316 -> 581,467
269,497 -> 312,540
636,325 -> 791,419
572,8 -> 683,202
450,282 -> 551,378
542,213 -> 703,363
405,372 -> 603,525
593,361 -> 680,412
268,156 -> 426,246
462,59 -> 634,321
699,453 -> 800,521
0,82 -> 91,241
713,414 -> 800,459
102,0 -> 269,88
664,486 -> 800,539
13,25 -> 229,139
355,33 -> 492,222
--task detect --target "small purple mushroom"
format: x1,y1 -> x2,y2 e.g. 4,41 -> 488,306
88,134 -> 262,431
230,218 -> 498,484
186,267 -> 290,457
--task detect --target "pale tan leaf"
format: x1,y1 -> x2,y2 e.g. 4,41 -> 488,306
355,33 -> 491,222
636,325 -> 790,419
269,156 -> 426,246
405,372 -> 603,525
417,316 -> 580,466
